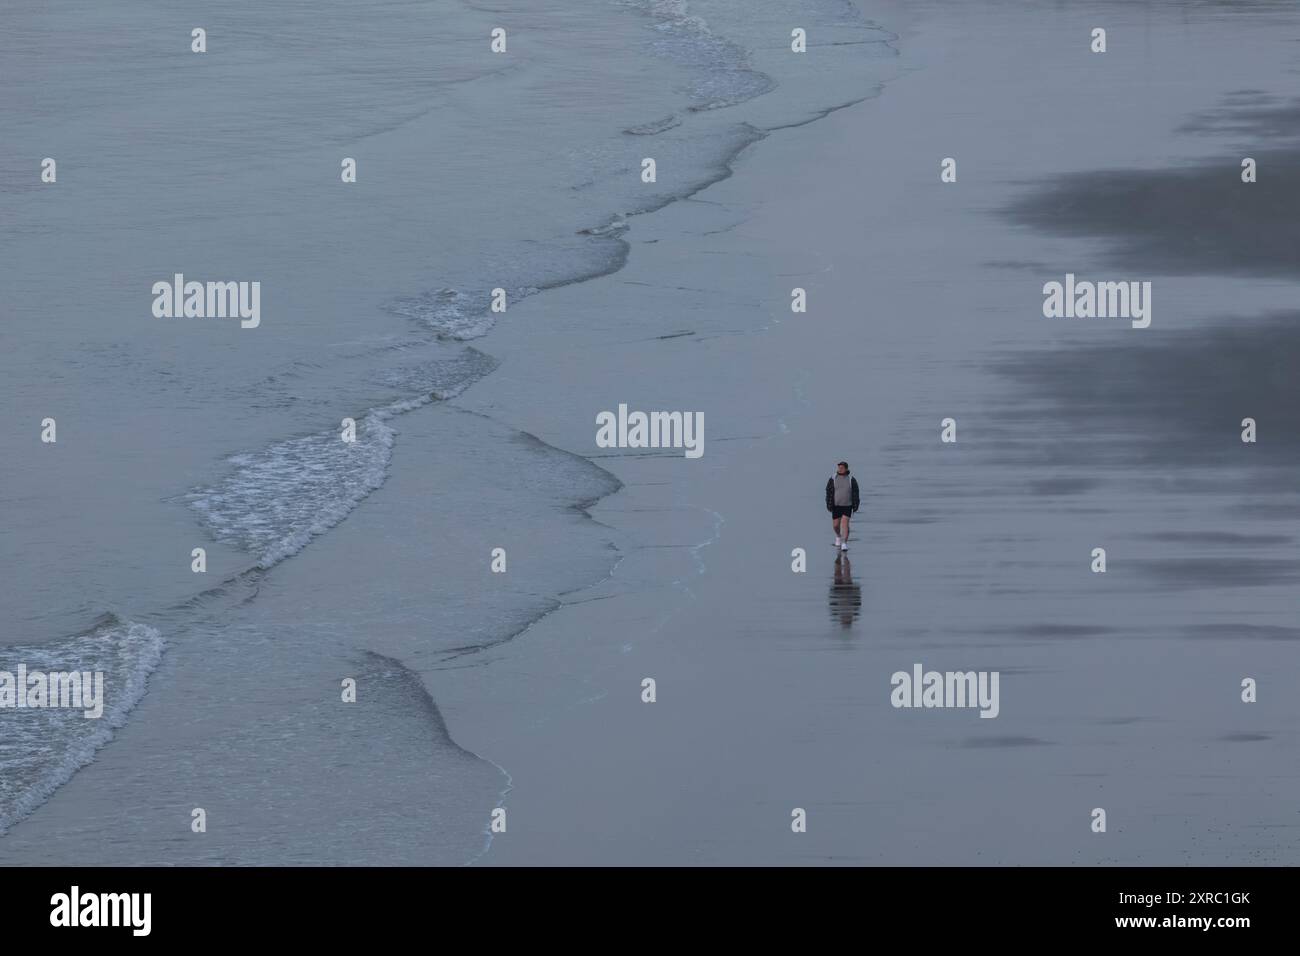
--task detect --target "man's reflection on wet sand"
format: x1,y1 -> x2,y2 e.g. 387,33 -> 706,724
829,554 -> 862,631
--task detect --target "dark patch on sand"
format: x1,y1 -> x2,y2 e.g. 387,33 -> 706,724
1179,95 -> 1300,143
1002,150 -> 1300,278
986,313 -> 1300,486
1130,556 -> 1300,589
1143,530 -> 1293,546
1232,501 -> 1300,520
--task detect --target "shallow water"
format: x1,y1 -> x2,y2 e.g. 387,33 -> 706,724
0,0 -> 895,856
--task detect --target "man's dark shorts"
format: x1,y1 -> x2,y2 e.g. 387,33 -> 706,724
830,506 -> 854,519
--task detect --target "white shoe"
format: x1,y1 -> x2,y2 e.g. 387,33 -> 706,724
834,537 -> 841,548
840,542 -> 849,552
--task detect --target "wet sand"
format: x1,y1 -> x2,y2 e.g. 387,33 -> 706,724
437,0 -> 1300,864
7,0 -> 1297,865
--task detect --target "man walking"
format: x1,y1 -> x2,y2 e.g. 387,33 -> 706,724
825,461 -> 860,552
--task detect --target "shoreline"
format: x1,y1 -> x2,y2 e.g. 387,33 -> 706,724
0,0 -> 901,857
5,0 -> 1298,865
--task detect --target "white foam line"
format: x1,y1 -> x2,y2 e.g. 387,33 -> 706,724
0,622 -> 165,837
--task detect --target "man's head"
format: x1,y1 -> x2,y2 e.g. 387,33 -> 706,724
836,461 -> 849,475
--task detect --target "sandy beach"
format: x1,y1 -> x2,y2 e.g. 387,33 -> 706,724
3,0 -> 1298,866
444,0 -> 1300,865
